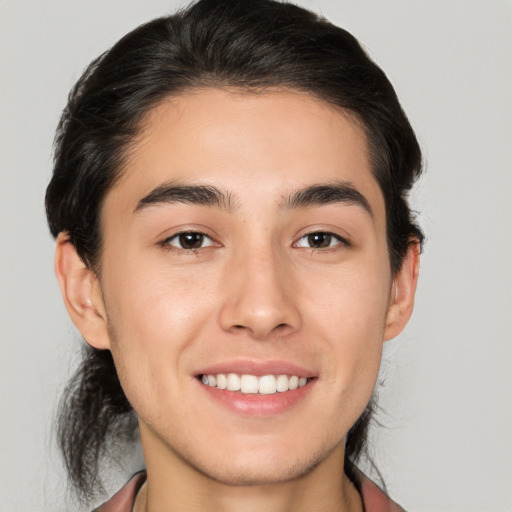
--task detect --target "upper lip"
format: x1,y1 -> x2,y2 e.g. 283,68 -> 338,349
196,359 -> 316,378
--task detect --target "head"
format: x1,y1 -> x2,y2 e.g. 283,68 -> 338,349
46,0 -> 422,501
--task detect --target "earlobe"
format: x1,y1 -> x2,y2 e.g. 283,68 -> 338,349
54,232 -> 111,350
384,240 -> 421,341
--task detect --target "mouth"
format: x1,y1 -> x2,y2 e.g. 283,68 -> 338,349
195,360 -> 316,416
199,373 -> 310,395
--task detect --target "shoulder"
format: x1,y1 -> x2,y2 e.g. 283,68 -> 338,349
359,472 -> 406,512
92,472 -> 147,512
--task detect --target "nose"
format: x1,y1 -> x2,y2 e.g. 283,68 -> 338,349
219,245 -> 301,340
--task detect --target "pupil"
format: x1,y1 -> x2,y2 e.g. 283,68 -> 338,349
179,233 -> 203,249
308,233 -> 331,248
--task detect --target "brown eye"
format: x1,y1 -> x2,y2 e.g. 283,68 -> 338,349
308,233 -> 332,248
166,232 -> 214,250
296,232 -> 345,249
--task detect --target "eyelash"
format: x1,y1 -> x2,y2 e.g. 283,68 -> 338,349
294,231 -> 349,251
161,231 -> 216,253
160,230 -> 349,254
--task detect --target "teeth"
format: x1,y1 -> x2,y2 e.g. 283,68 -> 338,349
201,373 -> 309,394
276,374 -> 289,392
240,375 -> 259,393
258,375 -> 277,394
226,373 -> 241,391
216,373 -> 227,389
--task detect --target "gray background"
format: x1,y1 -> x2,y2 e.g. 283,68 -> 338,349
1,0 -> 511,510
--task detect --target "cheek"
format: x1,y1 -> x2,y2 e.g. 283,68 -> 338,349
101,261 -> 219,402
301,260 -> 390,389
304,255 -> 391,331
106,256 -> 214,335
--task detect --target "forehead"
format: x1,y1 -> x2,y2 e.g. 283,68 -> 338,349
105,88 -> 385,222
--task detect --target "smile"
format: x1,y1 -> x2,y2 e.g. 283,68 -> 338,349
200,373 -> 309,395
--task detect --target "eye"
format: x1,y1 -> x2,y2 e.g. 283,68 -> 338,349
295,232 -> 346,249
164,232 -> 214,250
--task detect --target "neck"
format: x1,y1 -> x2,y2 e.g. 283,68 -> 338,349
136,424 -> 363,512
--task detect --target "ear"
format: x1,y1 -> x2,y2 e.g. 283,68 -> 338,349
384,240 -> 421,341
54,232 -> 111,350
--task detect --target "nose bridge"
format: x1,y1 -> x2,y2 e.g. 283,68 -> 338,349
219,238 -> 300,339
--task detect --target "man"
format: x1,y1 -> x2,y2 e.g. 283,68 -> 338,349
47,1 -> 422,510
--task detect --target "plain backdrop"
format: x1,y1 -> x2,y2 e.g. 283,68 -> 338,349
1,1 -> 511,511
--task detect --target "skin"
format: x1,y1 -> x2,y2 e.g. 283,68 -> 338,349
55,88 -> 419,512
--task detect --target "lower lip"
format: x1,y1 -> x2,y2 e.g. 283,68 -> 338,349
198,379 -> 316,416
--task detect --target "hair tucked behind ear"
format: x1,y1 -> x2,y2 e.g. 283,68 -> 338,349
47,0 -> 423,501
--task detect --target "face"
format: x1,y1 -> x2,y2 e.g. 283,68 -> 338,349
83,89 -> 409,485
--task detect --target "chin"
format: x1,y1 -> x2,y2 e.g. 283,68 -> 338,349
182,440 -> 339,487
193,459 -> 318,487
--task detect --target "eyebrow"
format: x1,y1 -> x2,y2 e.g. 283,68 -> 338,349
134,180 -> 372,217
281,182 -> 373,217
134,183 -> 236,213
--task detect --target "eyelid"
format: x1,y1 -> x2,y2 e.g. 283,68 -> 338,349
293,229 -> 351,250
155,223 -> 218,242
165,232 -> 214,248
159,227 -> 221,252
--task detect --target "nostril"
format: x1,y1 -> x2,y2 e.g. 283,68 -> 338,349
232,323 -> 289,333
